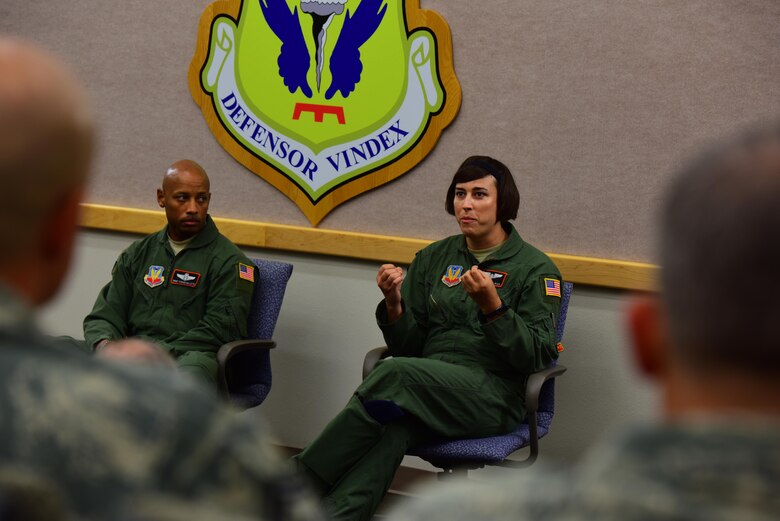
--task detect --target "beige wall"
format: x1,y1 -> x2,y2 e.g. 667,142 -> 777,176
3,1 -> 778,263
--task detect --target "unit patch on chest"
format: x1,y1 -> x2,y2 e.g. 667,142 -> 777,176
480,269 -> 508,288
171,269 -> 202,288
144,266 -> 165,288
441,265 -> 464,287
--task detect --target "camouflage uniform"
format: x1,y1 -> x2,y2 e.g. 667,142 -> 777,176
0,284 -> 324,521
389,420 -> 780,521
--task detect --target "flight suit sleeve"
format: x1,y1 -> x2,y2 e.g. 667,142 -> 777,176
480,267 -> 562,374
156,256 -> 254,353
376,250 -> 430,357
83,253 -> 133,348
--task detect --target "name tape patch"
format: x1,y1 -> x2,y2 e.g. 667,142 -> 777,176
171,269 -> 202,288
481,269 -> 508,288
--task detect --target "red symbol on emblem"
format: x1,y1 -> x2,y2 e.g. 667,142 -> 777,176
293,103 -> 346,124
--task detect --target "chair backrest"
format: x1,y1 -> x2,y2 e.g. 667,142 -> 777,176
227,258 -> 293,408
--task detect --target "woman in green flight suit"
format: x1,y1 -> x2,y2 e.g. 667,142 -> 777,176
295,156 -> 563,521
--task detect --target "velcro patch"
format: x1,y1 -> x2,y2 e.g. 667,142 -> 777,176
171,269 -> 201,288
441,265 -> 463,287
144,265 -> 165,288
238,263 -> 255,283
480,269 -> 508,288
544,277 -> 561,298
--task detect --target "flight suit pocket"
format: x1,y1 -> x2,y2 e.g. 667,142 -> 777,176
531,312 -> 557,354
225,297 -> 247,338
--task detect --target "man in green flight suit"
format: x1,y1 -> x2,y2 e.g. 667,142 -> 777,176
295,156 -> 563,521
83,159 -> 256,388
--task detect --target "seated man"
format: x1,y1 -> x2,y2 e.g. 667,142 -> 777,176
0,37 -> 320,520
389,123 -> 780,520
83,159 -> 256,388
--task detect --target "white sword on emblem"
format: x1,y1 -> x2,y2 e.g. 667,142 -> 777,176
300,0 -> 348,92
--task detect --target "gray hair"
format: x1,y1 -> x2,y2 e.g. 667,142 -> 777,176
0,38 -> 93,261
661,123 -> 780,375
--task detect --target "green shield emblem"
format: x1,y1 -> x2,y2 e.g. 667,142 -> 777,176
190,0 -> 461,225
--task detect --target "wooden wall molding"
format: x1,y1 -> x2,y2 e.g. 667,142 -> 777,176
80,203 -> 657,291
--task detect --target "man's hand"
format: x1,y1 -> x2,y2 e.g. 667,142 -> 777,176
96,339 -> 176,367
461,266 -> 502,315
377,264 -> 404,322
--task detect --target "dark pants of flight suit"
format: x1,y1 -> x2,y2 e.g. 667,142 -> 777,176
294,356 -> 520,521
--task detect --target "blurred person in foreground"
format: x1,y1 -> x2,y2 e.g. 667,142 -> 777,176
0,37 -> 322,521
83,158 -> 256,389
389,124 -> 780,521
295,156 -> 563,520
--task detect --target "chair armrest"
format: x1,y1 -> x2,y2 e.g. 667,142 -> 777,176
362,346 -> 390,380
501,364 -> 567,468
217,339 -> 276,397
218,339 -> 276,366
524,364 -> 567,415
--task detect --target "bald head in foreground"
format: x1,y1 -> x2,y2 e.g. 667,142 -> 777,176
0,38 -> 92,305
390,124 -> 780,521
0,38 -> 322,521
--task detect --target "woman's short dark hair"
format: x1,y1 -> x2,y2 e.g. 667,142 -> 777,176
445,156 -> 519,223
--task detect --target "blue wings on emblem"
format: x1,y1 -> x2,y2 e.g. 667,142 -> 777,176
325,0 -> 387,100
259,0 -> 313,98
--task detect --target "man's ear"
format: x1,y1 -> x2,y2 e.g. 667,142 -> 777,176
157,188 -> 165,207
626,294 -> 669,380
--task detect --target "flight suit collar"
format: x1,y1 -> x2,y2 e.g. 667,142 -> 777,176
456,223 -> 526,265
155,215 -> 220,251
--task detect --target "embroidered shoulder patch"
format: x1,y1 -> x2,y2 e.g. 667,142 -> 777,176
171,269 -> 201,288
441,265 -> 464,287
238,263 -> 255,283
544,277 -> 561,298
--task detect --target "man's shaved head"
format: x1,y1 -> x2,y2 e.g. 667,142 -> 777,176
162,159 -> 210,191
0,38 -> 93,259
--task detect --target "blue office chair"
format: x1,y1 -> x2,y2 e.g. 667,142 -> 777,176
363,281 -> 573,477
217,258 -> 293,409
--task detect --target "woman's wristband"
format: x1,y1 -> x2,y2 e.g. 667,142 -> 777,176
481,300 -> 509,321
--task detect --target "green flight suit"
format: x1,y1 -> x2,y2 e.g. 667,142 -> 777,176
83,215 -> 255,387
296,224 -> 562,521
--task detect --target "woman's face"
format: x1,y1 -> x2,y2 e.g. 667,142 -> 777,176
453,175 -> 505,249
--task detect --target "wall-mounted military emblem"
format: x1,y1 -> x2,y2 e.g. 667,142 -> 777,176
189,0 -> 461,225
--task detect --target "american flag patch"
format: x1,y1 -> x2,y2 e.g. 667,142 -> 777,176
238,263 -> 255,282
544,278 -> 561,297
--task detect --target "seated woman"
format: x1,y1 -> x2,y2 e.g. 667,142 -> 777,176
294,156 -> 563,521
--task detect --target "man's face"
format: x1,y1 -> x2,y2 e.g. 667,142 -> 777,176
156,170 -> 211,241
